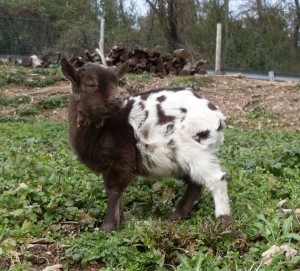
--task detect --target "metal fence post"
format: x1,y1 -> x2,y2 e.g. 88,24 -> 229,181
268,71 -> 274,81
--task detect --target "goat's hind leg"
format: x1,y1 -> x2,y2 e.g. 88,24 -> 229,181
168,177 -> 203,222
206,173 -> 231,219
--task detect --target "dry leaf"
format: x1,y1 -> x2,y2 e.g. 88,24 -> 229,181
79,210 -> 93,222
277,199 -> 287,209
277,199 -> 300,216
261,245 -> 281,265
294,209 -> 300,215
280,245 -> 298,260
42,264 -> 63,271
281,208 -> 300,216
261,244 -> 298,265
159,188 -> 175,204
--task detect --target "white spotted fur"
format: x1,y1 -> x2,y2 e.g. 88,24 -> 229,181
124,88 -> 230,217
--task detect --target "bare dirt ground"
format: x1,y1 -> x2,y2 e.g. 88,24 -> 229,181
1,74 -> 299,131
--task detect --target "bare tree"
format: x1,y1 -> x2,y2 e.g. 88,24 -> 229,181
145,0 -> 182,51
118,0 -> 127,26
224,0 -> 230,54
256,0 -> 265,21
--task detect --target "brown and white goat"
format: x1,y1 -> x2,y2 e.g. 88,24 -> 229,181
61,58 -> 231,232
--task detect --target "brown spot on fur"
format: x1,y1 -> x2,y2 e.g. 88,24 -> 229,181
125,99 -> 134,110
142,128 -> 149,139
157,95 -> 166,102
139,101 -> 145,110
193,130 -> 210,143
180,108 -> 187,121
208,102 -> 217,111
157,104 -> 175,124
140,93 -> 151,100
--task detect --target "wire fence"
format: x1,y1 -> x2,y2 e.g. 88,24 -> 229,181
1,15 -> 299,74
0,15 -> 61,57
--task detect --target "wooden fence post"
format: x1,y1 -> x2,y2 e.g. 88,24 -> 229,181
215,23 -> 222,75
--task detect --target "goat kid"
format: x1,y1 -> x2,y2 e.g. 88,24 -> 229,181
61,58 -> 231,232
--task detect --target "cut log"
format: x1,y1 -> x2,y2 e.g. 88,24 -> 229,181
22,57 -> 31,67
179,61 -> 192,76
129,57 -> 138,66
149,66 -> 156,73
84,50 -> 95,62
194,59 -> 207,68
173,49 -> 190,60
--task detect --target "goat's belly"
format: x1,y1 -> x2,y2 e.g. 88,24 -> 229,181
137,141 -> 181,177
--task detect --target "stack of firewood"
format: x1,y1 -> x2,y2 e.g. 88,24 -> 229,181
106,45 -> 207,76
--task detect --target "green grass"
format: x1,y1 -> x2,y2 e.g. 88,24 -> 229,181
0,66 -> 64,88
0,120 -> 299,270
0,93 -> 31,107
230,106 -> 285,129
169,76 -> 214,90
126,73 -> 153,83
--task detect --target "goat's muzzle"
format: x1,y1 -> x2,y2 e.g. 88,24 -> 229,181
107,97 -> 123,112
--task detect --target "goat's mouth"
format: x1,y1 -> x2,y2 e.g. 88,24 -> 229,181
106,99 -> 123,111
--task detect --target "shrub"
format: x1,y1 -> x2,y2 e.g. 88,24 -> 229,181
0,94 -> 31,107
37,95 -> 68,109
18,107 -> 39,116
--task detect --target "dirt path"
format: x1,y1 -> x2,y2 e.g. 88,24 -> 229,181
1,75 -> 299,130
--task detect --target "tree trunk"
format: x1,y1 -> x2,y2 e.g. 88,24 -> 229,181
294,0 -> 300,48
167,0 -> 181,50
224,0 -> 230,61
145,0 -> 181,51
118,0 -> 127,26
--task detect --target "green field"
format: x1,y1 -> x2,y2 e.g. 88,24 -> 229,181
0,119 -> 299,270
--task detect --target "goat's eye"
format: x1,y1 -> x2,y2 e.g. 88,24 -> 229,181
86,83 -> 97,88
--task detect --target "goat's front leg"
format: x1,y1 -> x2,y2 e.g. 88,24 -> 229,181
100,188 -> 124,232
100,170 -> 132,232
168,180 -> 203,221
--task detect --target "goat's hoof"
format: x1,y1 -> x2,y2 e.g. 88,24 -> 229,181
217,215 -> 232,226
167,211 -> 182,222
221,172 -> 231,182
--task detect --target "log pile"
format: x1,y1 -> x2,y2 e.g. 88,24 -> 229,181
106,45 -> 207,76
0,45 -> 207,75
0,55 -> 51,68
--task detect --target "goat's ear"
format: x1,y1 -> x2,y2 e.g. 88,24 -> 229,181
115,61 -> 129,79
61,58 -> 79,91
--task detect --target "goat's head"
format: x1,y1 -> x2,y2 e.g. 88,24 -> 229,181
61,58 -> 128,123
